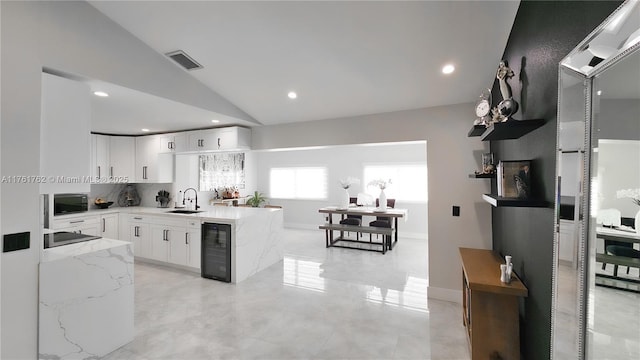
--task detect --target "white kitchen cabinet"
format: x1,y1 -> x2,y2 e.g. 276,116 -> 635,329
130,222 -> 151,258
52,215 -> 100,237
186,220 -> 201,269
168,228 -> 189,266
92,134 -> 110,181
135,135 -> 174,183
99,213 -> 119,239
159,133 -> 188,153
217,126 -> 251,151
559,219 -> 581,267
40,73 -> 91,193
188,128 -> 219,152
91,135 -> 135,182
109,136 -> 136,181
159,133 -> 176,153
187,126 -> 251,152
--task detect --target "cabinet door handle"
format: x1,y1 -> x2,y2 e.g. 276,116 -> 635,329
97,166 -> 101,179
110,166 -> 113,177
218,137 -> 221,149
168,142 -> 172,150
185,233 -> 189,245
102,218 -> 106,233
69,220 -> 85,224
143,166 -> 148,180
133,217 -> 142,220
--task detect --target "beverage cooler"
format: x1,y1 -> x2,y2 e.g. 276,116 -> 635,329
201,222 -> 232,282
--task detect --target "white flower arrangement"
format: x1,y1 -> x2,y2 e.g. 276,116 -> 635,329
368,178 -> 392,190
339,177 -> 360,189
616,188 -> 640,206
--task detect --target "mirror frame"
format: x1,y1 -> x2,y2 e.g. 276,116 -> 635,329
552,0 -> 640,358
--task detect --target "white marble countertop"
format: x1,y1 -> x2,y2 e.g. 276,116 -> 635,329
42,238 -> 130,263
53,206 -> 281,222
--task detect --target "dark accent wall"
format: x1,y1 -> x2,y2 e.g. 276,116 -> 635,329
490,1 -> 622,359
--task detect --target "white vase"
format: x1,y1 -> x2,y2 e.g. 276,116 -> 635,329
379,189 -> 387,210
635,209 -> 640,235
341,188 -> 350,209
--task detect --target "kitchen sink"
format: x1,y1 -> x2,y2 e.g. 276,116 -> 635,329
167,209 -> 203,214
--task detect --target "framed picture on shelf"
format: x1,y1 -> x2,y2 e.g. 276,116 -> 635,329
497,160 -> 531,198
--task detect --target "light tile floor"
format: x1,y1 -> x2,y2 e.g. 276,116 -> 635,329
102,228 -> 470,360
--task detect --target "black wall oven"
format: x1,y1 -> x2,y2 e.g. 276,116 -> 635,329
53,193 -> 88,215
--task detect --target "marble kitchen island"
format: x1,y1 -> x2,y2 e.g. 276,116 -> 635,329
39,238 -> 134,359
121,206 -> 284,283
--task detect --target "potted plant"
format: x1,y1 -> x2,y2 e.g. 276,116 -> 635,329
246,191 -> 267,207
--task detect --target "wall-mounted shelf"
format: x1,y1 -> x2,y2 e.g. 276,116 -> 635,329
467,119 -> 545,141
469,173 -> 496,179
468,125 -> 487,137
482,194 -> 549,207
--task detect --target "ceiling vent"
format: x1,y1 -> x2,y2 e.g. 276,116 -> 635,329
165,50 -> 203,70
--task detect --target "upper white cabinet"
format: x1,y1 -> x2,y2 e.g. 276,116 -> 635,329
188,128 -> 219,152
91,134 -> 135,182
186,126 -> 251,152
135,135 -> 174,183
110,136 -> 136,180
40,73 -> 91,193
218,126 -> 251,150
92,134 -> 110,181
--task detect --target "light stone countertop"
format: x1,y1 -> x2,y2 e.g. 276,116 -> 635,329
54,206 -> 281,222
41,238 -> 130,263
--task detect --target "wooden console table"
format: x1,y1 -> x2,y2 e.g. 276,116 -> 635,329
459,248 -> 528,360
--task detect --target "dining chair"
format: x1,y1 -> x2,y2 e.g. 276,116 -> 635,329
369,198 -> 396,245
339,197 -> 361,239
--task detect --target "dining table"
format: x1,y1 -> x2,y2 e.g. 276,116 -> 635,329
318,206 -> 407,254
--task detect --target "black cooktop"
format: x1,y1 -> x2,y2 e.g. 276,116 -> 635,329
44,231 -> 101,249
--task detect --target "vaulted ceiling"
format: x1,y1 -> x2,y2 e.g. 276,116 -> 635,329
88,0 -> 520,133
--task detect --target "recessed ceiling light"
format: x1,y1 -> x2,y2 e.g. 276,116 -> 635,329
141,128 -> 150,132
596,90 -> 602,96
288,91 -> 297,99
93,91 -> 109,97
211,119 -> 220,123
442,64 -> 455,74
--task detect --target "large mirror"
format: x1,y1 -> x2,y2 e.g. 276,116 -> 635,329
552,1 -> 640,359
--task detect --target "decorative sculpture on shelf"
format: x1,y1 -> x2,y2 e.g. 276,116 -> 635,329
491,60 -> 519,123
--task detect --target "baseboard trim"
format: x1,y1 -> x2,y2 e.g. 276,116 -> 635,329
428,286 -> 462,304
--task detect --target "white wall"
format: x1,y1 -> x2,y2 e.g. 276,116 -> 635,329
0,2 -> 251,357
255,142 -> 428,238
252,105 -> 493,302
597,140 -> 640,218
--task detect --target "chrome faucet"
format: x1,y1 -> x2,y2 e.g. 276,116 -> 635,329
183,188 -> 200,210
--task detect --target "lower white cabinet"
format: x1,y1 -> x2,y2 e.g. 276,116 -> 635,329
186,220 -> 201,269
52,215 -> 100,236
130,222 -> 151,258
99,213 -> 119,239
128,215 -> 152,258
122,214 -> 201,270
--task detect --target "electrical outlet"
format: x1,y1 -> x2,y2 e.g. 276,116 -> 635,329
452,206 -> 460,217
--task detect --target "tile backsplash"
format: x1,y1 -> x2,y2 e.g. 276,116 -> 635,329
90,183 -> 175,208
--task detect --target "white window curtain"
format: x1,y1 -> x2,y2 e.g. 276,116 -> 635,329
199,153 -> 245,191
